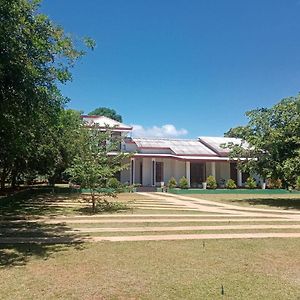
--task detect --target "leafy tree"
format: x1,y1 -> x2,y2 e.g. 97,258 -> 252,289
66,125 -> 131,212
0,0 -> 94,189
88,107 -> 123,122
225,96 -> 300,187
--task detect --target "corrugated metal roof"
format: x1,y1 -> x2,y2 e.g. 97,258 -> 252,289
132,138 -> 218,156
198,136 -> 248,155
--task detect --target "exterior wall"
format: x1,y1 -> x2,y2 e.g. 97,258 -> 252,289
216,162 -> 231,184
173,160 -> 186,182
121,158 -> 233,188
120,158 -> 130,184
142,158 -> 152,186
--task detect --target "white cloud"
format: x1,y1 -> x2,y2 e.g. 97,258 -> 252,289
131,124 -> 188,138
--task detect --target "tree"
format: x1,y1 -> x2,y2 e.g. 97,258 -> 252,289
66,125 -> 131,212
0,0 -> 94,189
224,96 -> 300,187
88,107 -> 123,122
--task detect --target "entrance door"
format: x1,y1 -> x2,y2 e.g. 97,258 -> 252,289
190,163 -> 205,186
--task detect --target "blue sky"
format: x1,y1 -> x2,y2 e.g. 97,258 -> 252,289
41,0 -> 300,138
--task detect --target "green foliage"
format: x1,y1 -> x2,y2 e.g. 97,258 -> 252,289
66,125 -> 131,212
226,179 -> 237,189
266,178 -> 282,189
168,177 -> 177,189
88,107 -> 122,122
296,177 -> 300,191
225,96 -> 300,187
178,176 -> 189,189
206,176 -> 217,189
107,178 -> 122,190
0,0 -> 93,189
245,177 -> 257,189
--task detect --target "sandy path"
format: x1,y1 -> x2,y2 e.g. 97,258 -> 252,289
67,224 -> 300,233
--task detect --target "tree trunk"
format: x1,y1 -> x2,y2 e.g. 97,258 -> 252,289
92,193 -> 96,213
0,171 -> 7,191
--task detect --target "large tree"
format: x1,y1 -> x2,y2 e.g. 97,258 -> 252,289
88,107 -> 122,122
0,0 -> 94,189
225,96 -> 300,187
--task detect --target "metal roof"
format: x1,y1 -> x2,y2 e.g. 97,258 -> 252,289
198,136 -> 248,155
132,138 -> 218,156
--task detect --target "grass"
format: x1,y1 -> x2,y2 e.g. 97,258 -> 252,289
0,190 -> 300,299
190,194 -> 300,210
0,239 -> 300,299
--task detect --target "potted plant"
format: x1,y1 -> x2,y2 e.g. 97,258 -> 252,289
202,181 -> 207,190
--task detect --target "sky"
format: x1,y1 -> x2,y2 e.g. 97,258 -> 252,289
40,0 -> 300,138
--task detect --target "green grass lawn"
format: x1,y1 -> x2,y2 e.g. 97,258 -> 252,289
1,239 -> 300,299
190,193 -> 300,210
0,191 -> 300,299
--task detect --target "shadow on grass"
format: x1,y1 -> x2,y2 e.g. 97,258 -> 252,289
0,190 -> 87,268
76,200 -> 131,215
0,220 -> 86,268
232,198 -> 300,210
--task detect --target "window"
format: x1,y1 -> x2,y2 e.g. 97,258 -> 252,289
156,162 -> 164,182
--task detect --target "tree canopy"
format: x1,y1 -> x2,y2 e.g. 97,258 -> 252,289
88,107 -> 123,122
225,96 -> 300,187
0,0 -> 94,189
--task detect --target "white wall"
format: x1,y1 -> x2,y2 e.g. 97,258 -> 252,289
142,158 -> 152,186
216,162 -> 230,183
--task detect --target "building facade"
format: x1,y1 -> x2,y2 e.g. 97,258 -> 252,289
82,115 -> 253,188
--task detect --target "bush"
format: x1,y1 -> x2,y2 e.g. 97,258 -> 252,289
226,179 -> 237,189
179,176 -> 189,189
168,177 -> 177,189
107,178 -> 122,190
245,177 -> 257,189
296,176 -> 300,191
206,175 -> 217,189
266,178 -> 282,189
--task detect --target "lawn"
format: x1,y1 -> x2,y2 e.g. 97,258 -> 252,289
190,193 -> 300,211
0,190 -> 300,299
1,239 -> 300,299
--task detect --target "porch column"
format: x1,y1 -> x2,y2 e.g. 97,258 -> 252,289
237,169 -> 242,187
151,158 -> 156,186
130,158 -> 135,185
211,162 -> 216,178
185,161 -> 190,187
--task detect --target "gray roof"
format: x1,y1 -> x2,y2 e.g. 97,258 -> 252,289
132,138 -> 218,156
199,136 -> 247,155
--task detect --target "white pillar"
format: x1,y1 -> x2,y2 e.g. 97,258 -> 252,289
237,169 -> 242,187
151,158 -> 156,186
211,162 -> 216,178
185,161 -> 190,187
130,158 -> 135,185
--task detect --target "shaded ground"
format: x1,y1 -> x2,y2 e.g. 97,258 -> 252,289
1,191 -> 300,299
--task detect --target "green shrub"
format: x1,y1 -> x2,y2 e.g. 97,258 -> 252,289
245,177 -> 257,189
296,176 -> 300,191
168,177 -> 177,189
107,178 -> 122,190
226,179 -> 237,189
266,178 -> 282,189
206,175 -> 217,189
179,176 -> 189,189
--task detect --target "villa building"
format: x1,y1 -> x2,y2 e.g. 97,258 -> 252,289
81,115 -> 252,188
